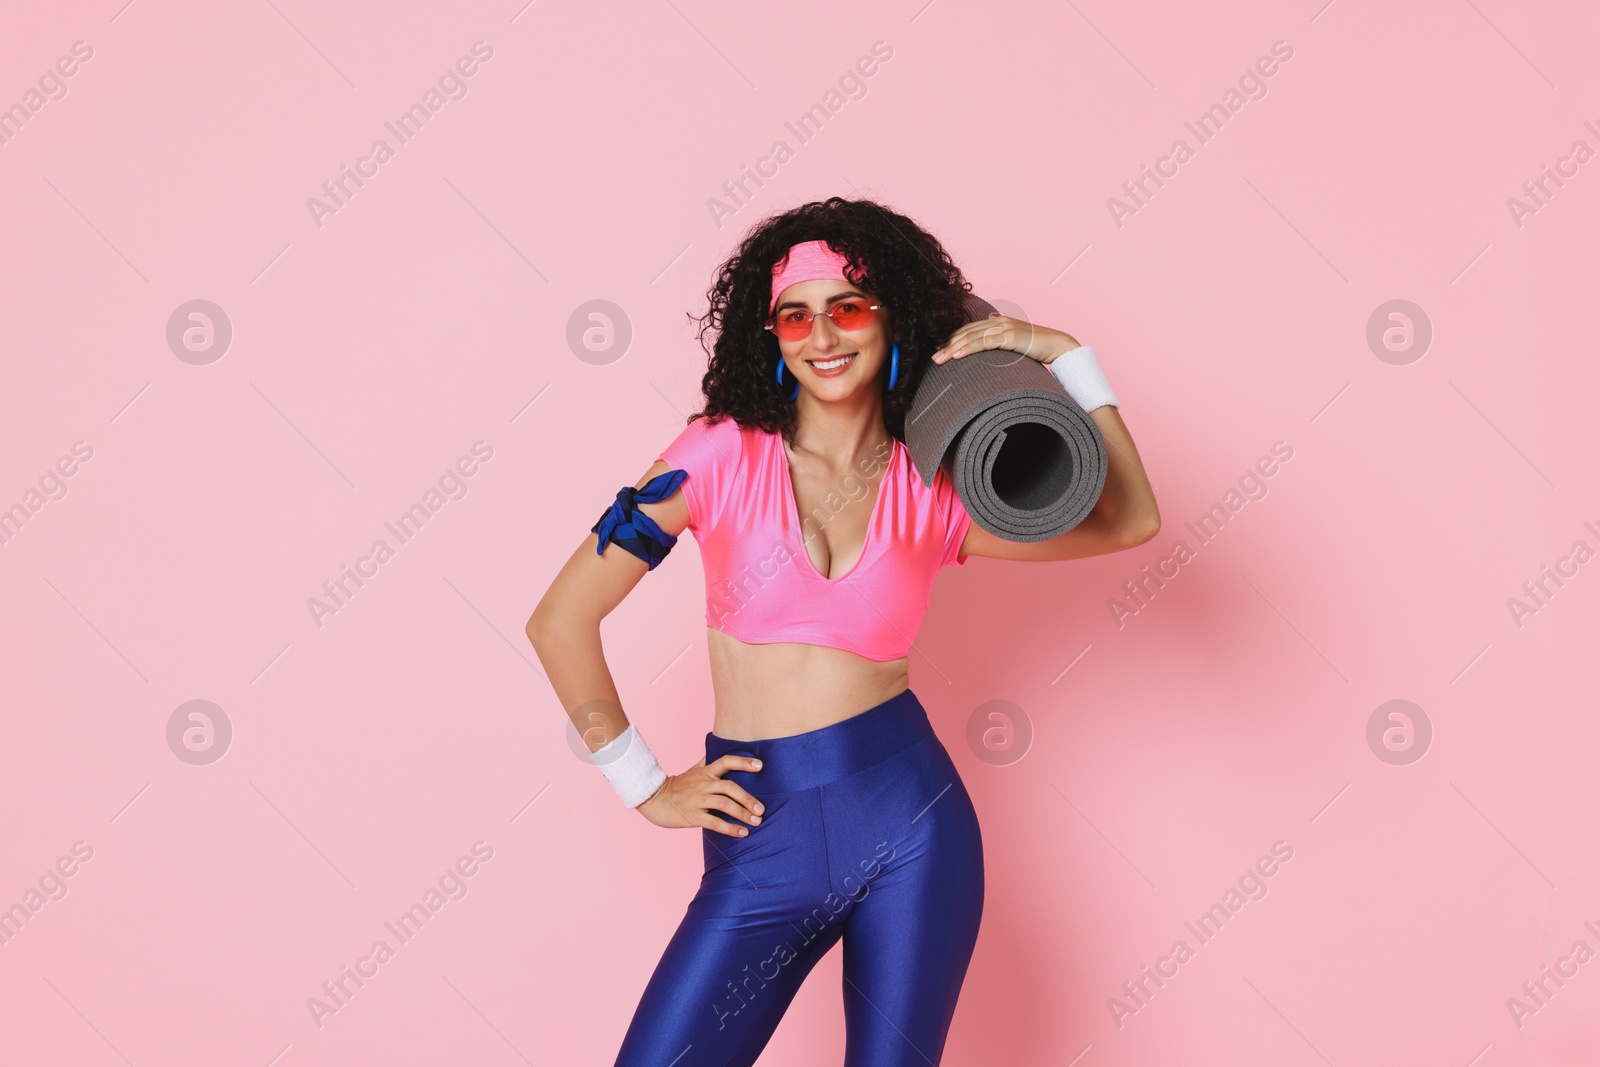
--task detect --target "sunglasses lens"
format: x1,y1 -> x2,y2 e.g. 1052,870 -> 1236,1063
771,312 -> 809,340
830,303 -> 874,330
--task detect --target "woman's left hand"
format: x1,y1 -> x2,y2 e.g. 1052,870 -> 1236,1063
930,314 -> 1079,365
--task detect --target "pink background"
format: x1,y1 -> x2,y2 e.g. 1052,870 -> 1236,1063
3,1 -> 1598,1064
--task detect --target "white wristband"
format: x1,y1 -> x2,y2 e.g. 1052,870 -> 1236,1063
1046,344 -> 1119,412
591,722 -> 669,809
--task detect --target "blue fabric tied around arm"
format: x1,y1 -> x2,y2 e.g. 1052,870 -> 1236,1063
591,468 -> 689,570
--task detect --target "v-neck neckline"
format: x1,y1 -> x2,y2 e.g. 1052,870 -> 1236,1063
776,430 -> 897,584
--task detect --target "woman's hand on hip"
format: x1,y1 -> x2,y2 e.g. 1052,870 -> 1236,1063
930,313 -> 1079,366
636,754 -> 766,836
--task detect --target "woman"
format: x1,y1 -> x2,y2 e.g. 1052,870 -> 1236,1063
528,196 -> 1160,1066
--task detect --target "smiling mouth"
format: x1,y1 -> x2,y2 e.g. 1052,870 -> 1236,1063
807,353 -> 857,371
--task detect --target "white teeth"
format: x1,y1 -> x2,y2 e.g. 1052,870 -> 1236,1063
810,354 -> 855,370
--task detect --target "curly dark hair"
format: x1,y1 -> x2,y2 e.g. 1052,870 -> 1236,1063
683,197 -> 972,444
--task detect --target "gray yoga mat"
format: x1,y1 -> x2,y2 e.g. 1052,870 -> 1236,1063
904,294 -> 1108,542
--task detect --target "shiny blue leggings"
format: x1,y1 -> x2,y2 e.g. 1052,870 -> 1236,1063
614,688 -> 985,1066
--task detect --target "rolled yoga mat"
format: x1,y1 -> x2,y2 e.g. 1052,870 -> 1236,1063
904,293 -> 1109,543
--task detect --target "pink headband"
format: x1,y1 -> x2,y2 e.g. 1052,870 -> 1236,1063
769,240 -> 854,313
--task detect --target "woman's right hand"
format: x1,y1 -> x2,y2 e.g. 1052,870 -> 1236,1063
636,755 -> 765,836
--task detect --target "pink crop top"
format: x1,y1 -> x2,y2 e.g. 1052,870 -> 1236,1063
657,415 -> 972,662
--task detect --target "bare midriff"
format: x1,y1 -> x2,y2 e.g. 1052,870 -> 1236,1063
706,627 -> 909,741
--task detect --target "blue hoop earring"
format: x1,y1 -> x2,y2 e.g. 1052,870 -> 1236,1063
775,357 -> 800,401
886,342 -> 900,391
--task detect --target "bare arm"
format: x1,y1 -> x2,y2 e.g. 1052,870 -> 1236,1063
526,459 -> 683,753
960,403 -> 1161,563
526,459 -> 763,834
928,322 -> 1161,564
